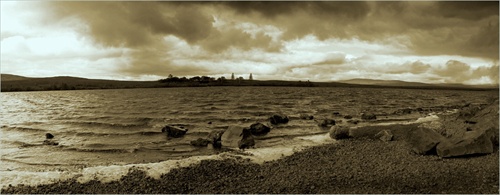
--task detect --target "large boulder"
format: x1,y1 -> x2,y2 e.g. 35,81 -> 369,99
207,129 -> 225,148
361,113 -> 377,120
436,130 -> 493,158
269,114 -> 289,125
329,125 -> 351,140
375,130 -> 393,142
161,125 -> 188,138
249,123 -> 271,136
221,126 -> 255,149
407,127 -> 446,155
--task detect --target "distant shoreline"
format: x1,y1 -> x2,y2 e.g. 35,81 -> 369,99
1,74 -> 498,92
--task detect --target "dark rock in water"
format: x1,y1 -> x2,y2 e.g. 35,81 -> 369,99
343,115 -> 353,119
394,108 -> 412,115
161,125 -> 188,138
207,121 -> 212,124
269,114 -> 289,125
207,129 -> 225,148
464,120 -> 477,124
347,119 -> 360,125
221,126 -> 255,149
238,128 -> 255,149
407,127 -> 446,155
43,139 -> 59,146
299,114 -> 314,120
333,112 -> 341,116
190,138 -> 212,147
361,113 -> 377,120
375,130 -> 393,142
318,119 -> 336,128
329,125 -> 351,140
45,133 -> 54,139
436,130 -> 493,158
249,123 -> 271,136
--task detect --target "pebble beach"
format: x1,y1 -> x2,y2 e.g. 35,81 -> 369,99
3,124 -> 498,194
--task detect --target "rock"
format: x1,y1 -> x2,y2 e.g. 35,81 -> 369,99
436,130 -> 494,158
299,114 -> 314,120
207,129 -> 225,148
43,140 -> 59,146
249,123 -> 271,136
347,119 -> 360,125
238,128 -> 255,149
318,119 -> 336,128
45,133 -> 54,139
407,127 -> 446,155
419,121 -> 446,137
221,126 -> 255,149
343,115 -> 353,119
269,114 -> 289,125
375,130 -> 393,142
190,138 -> 211,147
329,125 -> 351,140
161,125 -> 188,138
333,112 -> 341,116
361,113 -> 377,120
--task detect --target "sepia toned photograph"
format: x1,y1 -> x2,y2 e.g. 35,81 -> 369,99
1,1 -> 499,194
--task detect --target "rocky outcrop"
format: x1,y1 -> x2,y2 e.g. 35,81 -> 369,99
329,125 -> 351,140
299,114 -> 314,120
249,123 -> 271,136
190,138 -> 212,147
361,113 -> 377,120
269,114 -> 289,125
436,130 -> 493,158
375,130 -> 393,142
407,127 -> 446,155
221,126 -> 255,149
162,125 -> 188,138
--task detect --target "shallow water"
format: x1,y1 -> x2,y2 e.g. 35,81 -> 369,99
0,87 -> 497,187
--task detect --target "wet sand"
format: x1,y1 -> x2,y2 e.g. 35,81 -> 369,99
2,124 -> 498,194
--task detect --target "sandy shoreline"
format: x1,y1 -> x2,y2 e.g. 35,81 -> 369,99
2,123 -> 498,194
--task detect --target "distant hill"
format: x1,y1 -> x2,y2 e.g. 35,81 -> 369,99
1,74 -> 30,81
339,78 -> 498,89
1,74 -> 497,92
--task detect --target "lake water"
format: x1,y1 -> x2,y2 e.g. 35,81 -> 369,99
0,87 -> 497,187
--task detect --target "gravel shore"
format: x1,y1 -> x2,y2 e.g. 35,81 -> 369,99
2,124 -> 499,194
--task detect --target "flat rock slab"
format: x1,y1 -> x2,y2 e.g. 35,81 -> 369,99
162,125 -> 188,138
221,126 -> 255,149
437,130 -> 494,158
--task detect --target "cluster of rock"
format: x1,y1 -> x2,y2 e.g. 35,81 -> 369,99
408,100 -> 499,158
43,133 -> 58,146
163,114 -> 289,149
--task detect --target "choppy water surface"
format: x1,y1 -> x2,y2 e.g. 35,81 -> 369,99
0,87 -> 497,186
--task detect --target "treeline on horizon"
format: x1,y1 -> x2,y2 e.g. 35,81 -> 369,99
157,74 -> 315,87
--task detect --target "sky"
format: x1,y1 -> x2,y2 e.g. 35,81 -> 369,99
1,1 -> 499,84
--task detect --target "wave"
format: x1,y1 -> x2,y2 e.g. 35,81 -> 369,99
67,121 -> 150,129
73,131 -> 163,137
1,126 -> 47,133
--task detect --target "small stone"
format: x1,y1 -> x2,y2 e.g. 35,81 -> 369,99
45,133 -> 54,139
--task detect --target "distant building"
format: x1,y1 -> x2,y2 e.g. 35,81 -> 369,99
249,73 -> 253,81
231,73 -> 235,80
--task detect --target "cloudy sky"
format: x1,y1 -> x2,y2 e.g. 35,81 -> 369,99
1,1 -> 499,84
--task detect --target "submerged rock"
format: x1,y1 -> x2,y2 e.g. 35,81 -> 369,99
318,119 -> 336,128
43,139 -> 59,146
375,130 -> 393,142
269,114 -> 289,125
238,128 -> 255,149
343,115 -> 353,119
190,138 -> 212,147
161,125 -> 188,138
249,123 -> 271,136
299,114 -> 314,120
361,113 -> 377,120
329,125 -> 351,140
45,133 -> 54,139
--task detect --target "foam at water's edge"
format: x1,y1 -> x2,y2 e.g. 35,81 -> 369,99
0,114 -> 439,190
0,133 -> 336,189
